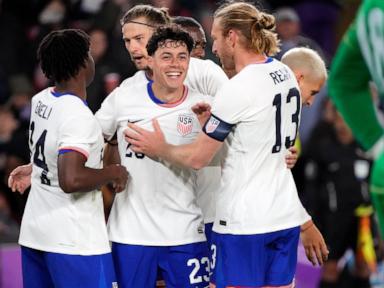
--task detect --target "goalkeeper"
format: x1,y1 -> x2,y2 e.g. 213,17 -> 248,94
329,0 -> 384,236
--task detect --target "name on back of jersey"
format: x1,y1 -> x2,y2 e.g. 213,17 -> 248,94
35,100 -> 52,120
269,67 -> 292,85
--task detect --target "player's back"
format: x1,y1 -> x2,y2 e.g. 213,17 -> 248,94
212,58 -> 309,235
19,88 -> 109,255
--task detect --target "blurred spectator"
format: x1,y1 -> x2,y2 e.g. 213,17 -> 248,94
87,28 -> 121,113
0,106 -> 28,222
0,0 -> 31,83
150,0 -> 192,16
304,101 -> 373,288
8,74 -> 33,129
268,0 -> 341,58
274,7 -> 326,63
294,0 -> 341,59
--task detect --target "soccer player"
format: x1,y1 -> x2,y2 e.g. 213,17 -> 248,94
17,29 -> 128,288
328,0 -> 384,240
173,15 -> 302,248
173,16 -> 207,59
125,2 -> 328,287
281,47 -> 327,107
97,24 -> 211,287
102,5 -> 228,254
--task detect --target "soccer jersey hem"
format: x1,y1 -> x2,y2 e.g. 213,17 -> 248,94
18,240 -> 111,256
212,216 -> 311,235
107,236 -> 207,246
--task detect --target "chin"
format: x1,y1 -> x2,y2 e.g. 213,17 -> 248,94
135,64 -> 148,70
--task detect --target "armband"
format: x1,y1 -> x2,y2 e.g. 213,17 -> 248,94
202,114 -> 234,142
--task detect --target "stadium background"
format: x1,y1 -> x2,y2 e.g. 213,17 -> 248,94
0,0 -> 375,287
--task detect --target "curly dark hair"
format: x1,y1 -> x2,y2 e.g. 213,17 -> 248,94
146,24 -> 194,56
37,29 -> 90,83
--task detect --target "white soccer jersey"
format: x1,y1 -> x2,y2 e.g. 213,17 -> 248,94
112,57 -> 227,224
186,58 -> 227,223
207,58 -> 311,235
96,82 -> 212,245
19,88 -> 110,255
185,57 -> 228,97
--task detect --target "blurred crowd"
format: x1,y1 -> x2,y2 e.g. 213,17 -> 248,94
0,0 -> 367,272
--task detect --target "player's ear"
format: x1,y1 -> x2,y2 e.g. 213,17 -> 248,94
227,29 -> 236,48
294,71 -> 304,85
147,55 -> 154,70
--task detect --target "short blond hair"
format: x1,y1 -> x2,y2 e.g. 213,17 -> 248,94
281,47 -> 327,82
214,2 -> 280,56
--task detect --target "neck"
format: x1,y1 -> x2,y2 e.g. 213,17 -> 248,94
152,81 -> 184,104
145,69 -> 153,80
55,79 -> 87,101
234,48 -> 267,73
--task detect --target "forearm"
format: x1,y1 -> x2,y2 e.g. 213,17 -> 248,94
329,23 -> 383,151
160,142 -> 210,170
103,143 -> 121,166
59,165 -> 118,193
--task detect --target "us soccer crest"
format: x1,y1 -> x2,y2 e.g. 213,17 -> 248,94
205,116 -> 220,133
177,114 -> 193,136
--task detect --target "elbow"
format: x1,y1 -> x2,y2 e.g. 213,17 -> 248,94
189,156 -> 210,170
59,176 -> 82,193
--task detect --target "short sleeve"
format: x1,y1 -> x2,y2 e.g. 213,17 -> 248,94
210,81 -> 251,125
58,104 -> 100,159
203,59 -> 229,97
186,58 -> 228,97
95,87 -> 118,140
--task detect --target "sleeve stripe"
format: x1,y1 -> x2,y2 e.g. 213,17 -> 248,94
58,147 -> 89,159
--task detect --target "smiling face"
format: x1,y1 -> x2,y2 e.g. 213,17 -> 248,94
149,40 -> 190,91
122,17 -> 155,70
211,18 -> 235,71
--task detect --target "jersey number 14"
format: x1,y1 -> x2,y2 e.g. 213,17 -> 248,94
30,121 -> 51,185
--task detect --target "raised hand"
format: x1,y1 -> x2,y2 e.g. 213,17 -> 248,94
192,102 -> 211,126
8,163 -> 32,194
124,119 -> 167,159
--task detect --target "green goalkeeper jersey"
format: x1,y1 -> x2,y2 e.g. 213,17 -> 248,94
329,0 -> 384,151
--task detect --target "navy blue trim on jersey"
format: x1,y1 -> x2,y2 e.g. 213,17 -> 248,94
147,82 -> 166,104
265,57 -> 274,63
51,90 -> 88,106
203,114 -> 234,142
58,149 -> 74,155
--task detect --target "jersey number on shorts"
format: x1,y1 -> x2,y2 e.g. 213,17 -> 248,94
272,87 -> 300,153
30,121 -> 51,185
187,257 -> 210,284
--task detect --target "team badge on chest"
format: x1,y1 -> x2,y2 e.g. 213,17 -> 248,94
177,114 -> 194,136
